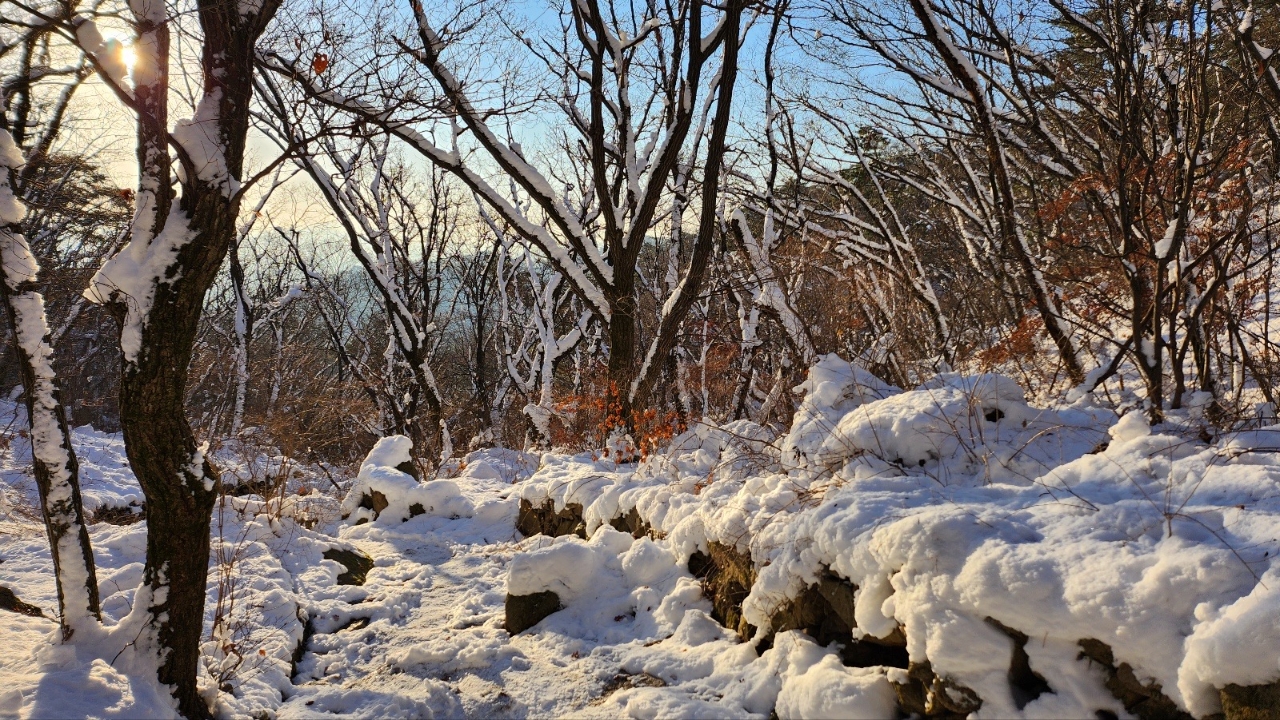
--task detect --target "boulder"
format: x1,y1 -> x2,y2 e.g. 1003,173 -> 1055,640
323,547 -> 375,586
1077,638 -> 1192,720
516,498 -> 586,539
892,661 -> 983,718
505,590 -> 561,634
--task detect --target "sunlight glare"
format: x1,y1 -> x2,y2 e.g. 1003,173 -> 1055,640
102,32 -> 137,71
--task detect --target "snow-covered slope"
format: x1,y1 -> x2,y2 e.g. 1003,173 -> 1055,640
2,360 -> 1279,718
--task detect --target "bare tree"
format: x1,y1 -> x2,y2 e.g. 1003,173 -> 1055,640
264,0 -> 748,433
29,0 -> 288,713
0,10 -> 100,637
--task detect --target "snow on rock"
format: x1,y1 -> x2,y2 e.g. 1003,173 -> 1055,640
781,353 -> 899,470
340,436 -> 473,524
818,370 -> 1107,483
505,527 -> 704,640
773,641 -> 898,719
513,357 -> 1280,717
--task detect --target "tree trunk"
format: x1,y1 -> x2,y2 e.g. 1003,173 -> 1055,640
0,224 -> 101,638
606,290 -> 638,429
116,189 -> 234,719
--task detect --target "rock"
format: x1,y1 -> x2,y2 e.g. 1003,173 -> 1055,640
323,547 -> 375,586
1077,638 -> 1192,720
608,507 -> 656,539
505,590 -> 561,634
774,572 -> 908,669
1220,682 -> 1280,720
348,489 -> 433,523
688,542 -> 757,641
363,490 -> 390,517
290,609 -> 315,680
395,460 -> 420,481
892,661 -> 983,718
986,617 -> 1053,709
0,586 -> 43,617
599,672 -> 666,701
516,498 -> 587,539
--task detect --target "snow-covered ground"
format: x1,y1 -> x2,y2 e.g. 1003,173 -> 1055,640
2,356 -> 1280,718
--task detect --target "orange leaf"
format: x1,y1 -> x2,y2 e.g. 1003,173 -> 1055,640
312,52 -> 329,75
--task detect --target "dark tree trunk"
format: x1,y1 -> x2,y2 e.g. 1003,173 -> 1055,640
606,289 -> 639,428
86,2 -> 281,715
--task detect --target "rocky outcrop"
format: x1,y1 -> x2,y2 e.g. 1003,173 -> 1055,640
346,489 -> 433,524
516,499 -> 587,539
505,590 -> 561,634
688,542 -> 757,641
986,618 -> 1053,709
767,572 -> 910,670
608,507 -> 656,539
1220,682 -> 1280,720
1077,639 -> 1192,720
892,661 -> 984,718
546,503 -> 1227,719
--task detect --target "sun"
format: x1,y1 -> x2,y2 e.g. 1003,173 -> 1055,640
101,32 -> 137,71
121,44 -> 138,70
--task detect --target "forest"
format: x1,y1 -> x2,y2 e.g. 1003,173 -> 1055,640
1,0 -> 1280,716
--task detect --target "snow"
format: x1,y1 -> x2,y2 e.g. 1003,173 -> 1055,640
0,131 -> 27,224
74,21 -> 132,97
173,90 -> 238,196
774,645 -> 898,719
781,353 -> 898,470
339,436 -> 473,524
4,358 -> 1280,717
84,205 -> 196,363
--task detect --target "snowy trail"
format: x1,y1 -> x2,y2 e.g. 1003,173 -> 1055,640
282,475 -> 671,719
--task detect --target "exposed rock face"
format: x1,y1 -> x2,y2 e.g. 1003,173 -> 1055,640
347,489 -> 428,524
986,617 -> 1053,709
688,542 -> 757,641
516,499 -> 587,539
1077,639 -> 1193,720
768,572 -> 910,670
1220,682 -> 1280,720
608,507 -> 655,539
892,661 -> 984,718
522,500 -> 1258,719
356,489 -> 389,520
395,460 -> 420,481
505,590 -> 561,634
323,547 -> 375,586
